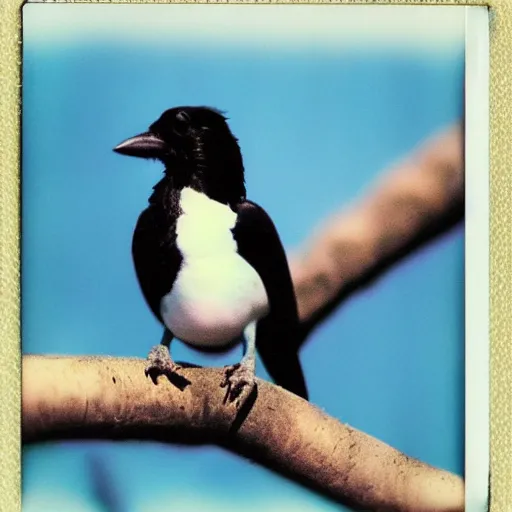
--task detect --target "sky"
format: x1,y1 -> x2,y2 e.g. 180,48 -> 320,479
22,5 -> 465,511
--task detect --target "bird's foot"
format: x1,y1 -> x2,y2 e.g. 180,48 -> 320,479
145,345 -> 181,376
221,361 -> 256,408
145,345 -> 190,390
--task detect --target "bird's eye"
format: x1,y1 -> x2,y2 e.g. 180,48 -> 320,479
174,111 -> 191,135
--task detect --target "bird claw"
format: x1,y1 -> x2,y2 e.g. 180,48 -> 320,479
221,362 -> 255,408
144,345 -> 183,382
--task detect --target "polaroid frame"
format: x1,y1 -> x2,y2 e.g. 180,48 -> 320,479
0,1 -> 505,511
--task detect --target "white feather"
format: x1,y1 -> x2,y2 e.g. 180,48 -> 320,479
160,187 -> 269,347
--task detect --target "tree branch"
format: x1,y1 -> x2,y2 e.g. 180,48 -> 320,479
291,123 -> 464,340
22,355 -> 463,512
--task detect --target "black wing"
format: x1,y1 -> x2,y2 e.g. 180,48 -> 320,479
131,206 -> 182,324
233,201 -> 308,400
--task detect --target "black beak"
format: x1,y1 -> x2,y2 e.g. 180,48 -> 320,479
113,132 -> 167,159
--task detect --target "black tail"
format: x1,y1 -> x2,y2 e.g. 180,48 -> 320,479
257,317 -> 309,400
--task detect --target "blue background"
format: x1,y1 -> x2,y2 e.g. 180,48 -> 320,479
22,7 -> 464,512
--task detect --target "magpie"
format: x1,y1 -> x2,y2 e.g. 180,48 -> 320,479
113,106 -> 308,405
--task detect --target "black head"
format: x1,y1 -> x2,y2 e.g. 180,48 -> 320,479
114,106 -> 246,205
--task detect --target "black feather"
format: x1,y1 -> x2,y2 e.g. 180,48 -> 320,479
122,106 -> 308,399
233,201 -> 308,400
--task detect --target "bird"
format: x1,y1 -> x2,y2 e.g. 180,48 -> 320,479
113,106 -> 308,406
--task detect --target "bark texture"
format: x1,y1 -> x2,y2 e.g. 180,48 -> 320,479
23,355 -> 464,512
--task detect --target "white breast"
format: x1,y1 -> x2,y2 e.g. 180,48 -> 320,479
160,187 -> 269,347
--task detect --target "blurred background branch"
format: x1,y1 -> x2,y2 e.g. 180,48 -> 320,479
290,123 -> 464,343
22,355 -> 464,512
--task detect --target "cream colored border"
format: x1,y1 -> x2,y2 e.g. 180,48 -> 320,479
1,2 -> 506,512
465,7 -> 490,511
